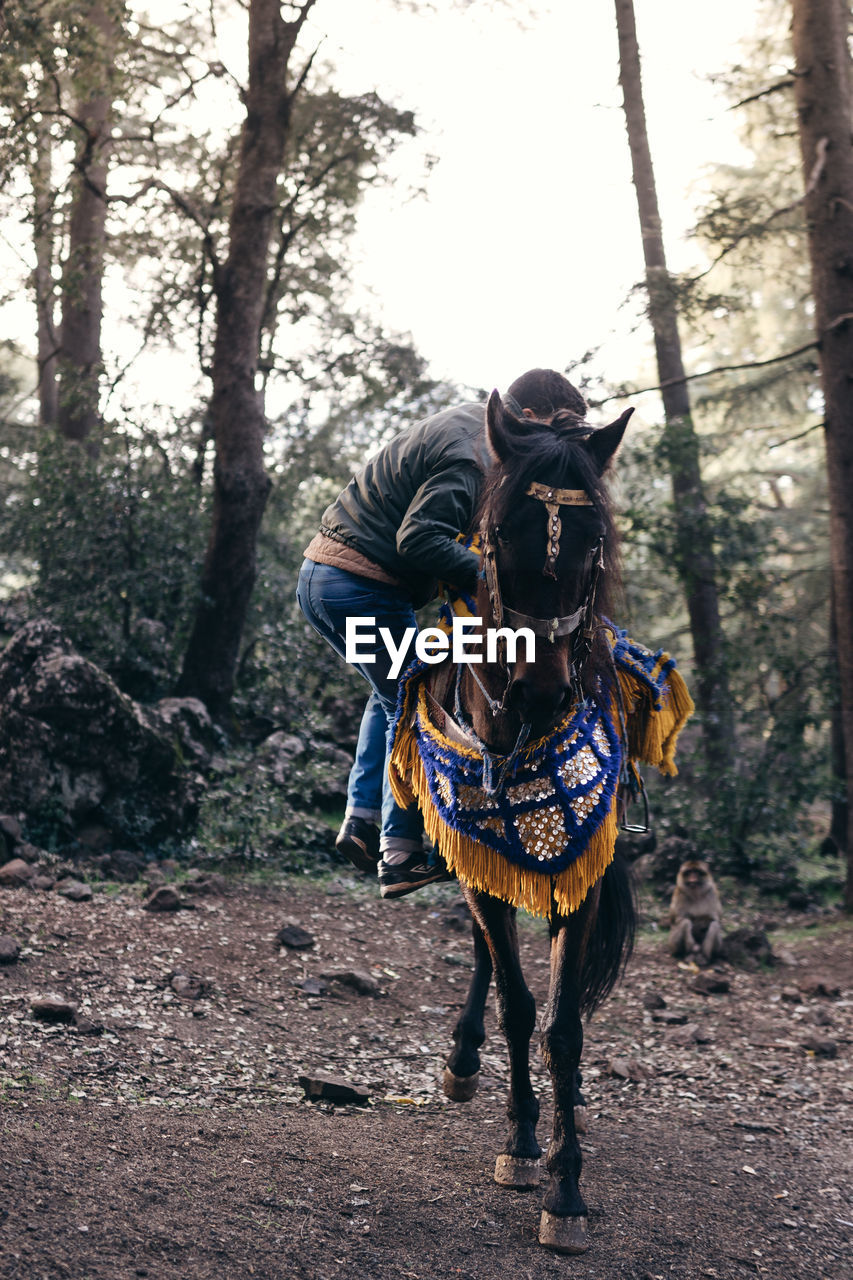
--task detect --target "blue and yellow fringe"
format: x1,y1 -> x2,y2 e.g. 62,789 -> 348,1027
389,624 -> 693,920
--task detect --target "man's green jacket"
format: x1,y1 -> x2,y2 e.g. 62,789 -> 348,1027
319,401 -> 491,607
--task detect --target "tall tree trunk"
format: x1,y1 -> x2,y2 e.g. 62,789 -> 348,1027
33,107 -> 58,427
57,0 -> 116,443
614,0 -> 735,777
828,590 -> 848,854
177,0 -> 317,717
790,0 -> 853,911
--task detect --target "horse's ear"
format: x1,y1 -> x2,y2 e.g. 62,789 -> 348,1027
585,407 -> 633,474
486,388 -> 521,461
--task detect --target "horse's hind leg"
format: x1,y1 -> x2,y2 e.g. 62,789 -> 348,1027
466,889 -> 541,1190
538,905 -> 595,1254
443,910 -> 492,1101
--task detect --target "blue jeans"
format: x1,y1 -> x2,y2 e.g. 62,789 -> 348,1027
296,560 -> 423,853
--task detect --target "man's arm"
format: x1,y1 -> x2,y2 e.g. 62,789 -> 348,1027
396,463 -> 482,592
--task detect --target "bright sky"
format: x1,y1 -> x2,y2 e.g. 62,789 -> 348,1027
302,0 -> 760,395
0,0 -> 762,414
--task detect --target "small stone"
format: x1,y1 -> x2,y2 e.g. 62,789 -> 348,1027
798,976 -> 841,1000
670,1022 -> 712,1046
806,1007 -> 834,1027
183,873 -> 227,896
642,990 -> 667,1010
651,1009 -> 689,1025
30,875 -> 55,891
294,977 -> 327,996
170,973 -> 207,1000
31,995 -> 77,1024
73,1016 -> 104,1036
721,927 -> 775,970
298,1073 -> 370,1105
780,986 -> 802,1004
276,923 -> 315,949
143,885 -> 182,912
800,1034 -> 838,1059
690,973 -> 730,996
607,1057 -> 648,1082
56,879 -> 93,902
320,968 -> 380,996
0,858 -> 34,888
0,935 -> 21,965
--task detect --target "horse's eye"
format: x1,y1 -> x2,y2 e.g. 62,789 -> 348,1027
494,526 -> 508,547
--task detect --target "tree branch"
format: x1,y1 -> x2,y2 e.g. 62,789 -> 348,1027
728,75 -> 796,110
593,340 -> 820,405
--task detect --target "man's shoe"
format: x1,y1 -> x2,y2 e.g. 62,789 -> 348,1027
335,817 -> 380,874
378,851 -> 453,899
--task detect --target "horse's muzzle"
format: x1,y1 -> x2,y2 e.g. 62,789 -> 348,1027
507,676 -> 572,731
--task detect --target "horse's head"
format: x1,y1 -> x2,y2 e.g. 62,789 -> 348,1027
474,389 -> 632,738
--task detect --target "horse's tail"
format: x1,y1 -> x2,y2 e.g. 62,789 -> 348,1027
578,850 -> 636,1017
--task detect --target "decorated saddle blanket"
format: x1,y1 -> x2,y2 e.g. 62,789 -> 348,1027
388,613 -> 693,919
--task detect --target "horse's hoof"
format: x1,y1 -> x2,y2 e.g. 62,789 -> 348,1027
494,1154 -> 541,1189
442,1068 -> 479,1101
538,1210 -> 590,1254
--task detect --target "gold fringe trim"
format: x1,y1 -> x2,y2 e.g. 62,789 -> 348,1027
389,715 -> 618,920
616,660 -> 694,778
388,651 -> 693,919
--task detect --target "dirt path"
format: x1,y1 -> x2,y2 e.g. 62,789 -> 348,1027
1,871 -> 851,1279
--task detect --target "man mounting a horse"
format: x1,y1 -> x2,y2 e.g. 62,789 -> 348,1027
298,376 -> 694,1253
297,368 -> 589,898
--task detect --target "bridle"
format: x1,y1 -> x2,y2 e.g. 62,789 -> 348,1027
479,481 -> 605,677
452,480 -> 605,794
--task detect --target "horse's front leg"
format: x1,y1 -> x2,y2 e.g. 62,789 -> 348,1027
443,908 -> 492,1101
538,896 -> 597,1254
465,887 -> 542,1190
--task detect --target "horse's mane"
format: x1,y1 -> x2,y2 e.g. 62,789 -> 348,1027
474,412 -> 623,625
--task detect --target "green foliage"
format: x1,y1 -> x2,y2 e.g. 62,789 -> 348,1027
4,422 -> 207,697
617,410 -> 834,875
194,751 -> 341,872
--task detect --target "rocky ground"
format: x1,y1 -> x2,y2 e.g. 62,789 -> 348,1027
0,864 -> 851,1280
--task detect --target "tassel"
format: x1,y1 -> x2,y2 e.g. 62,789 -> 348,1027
617,661 -> 693,777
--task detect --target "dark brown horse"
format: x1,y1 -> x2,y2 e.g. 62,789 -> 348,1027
433,391 -> 636,1254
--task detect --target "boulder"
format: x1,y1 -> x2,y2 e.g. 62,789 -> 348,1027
0,857 -> 34,888
56,878 -> 93,902
320,968 -> 381,997
258,732 -> 350,808
31,994 -> 77,1024
0,621 -> 202,846
143,697 -> 217,769
0,935 -> 21,964
276,922 -> 315,949
143,885 -> 183,912
96,850 -> 147,883
298,1073 -> 370,1105
721,928 -> 775,971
